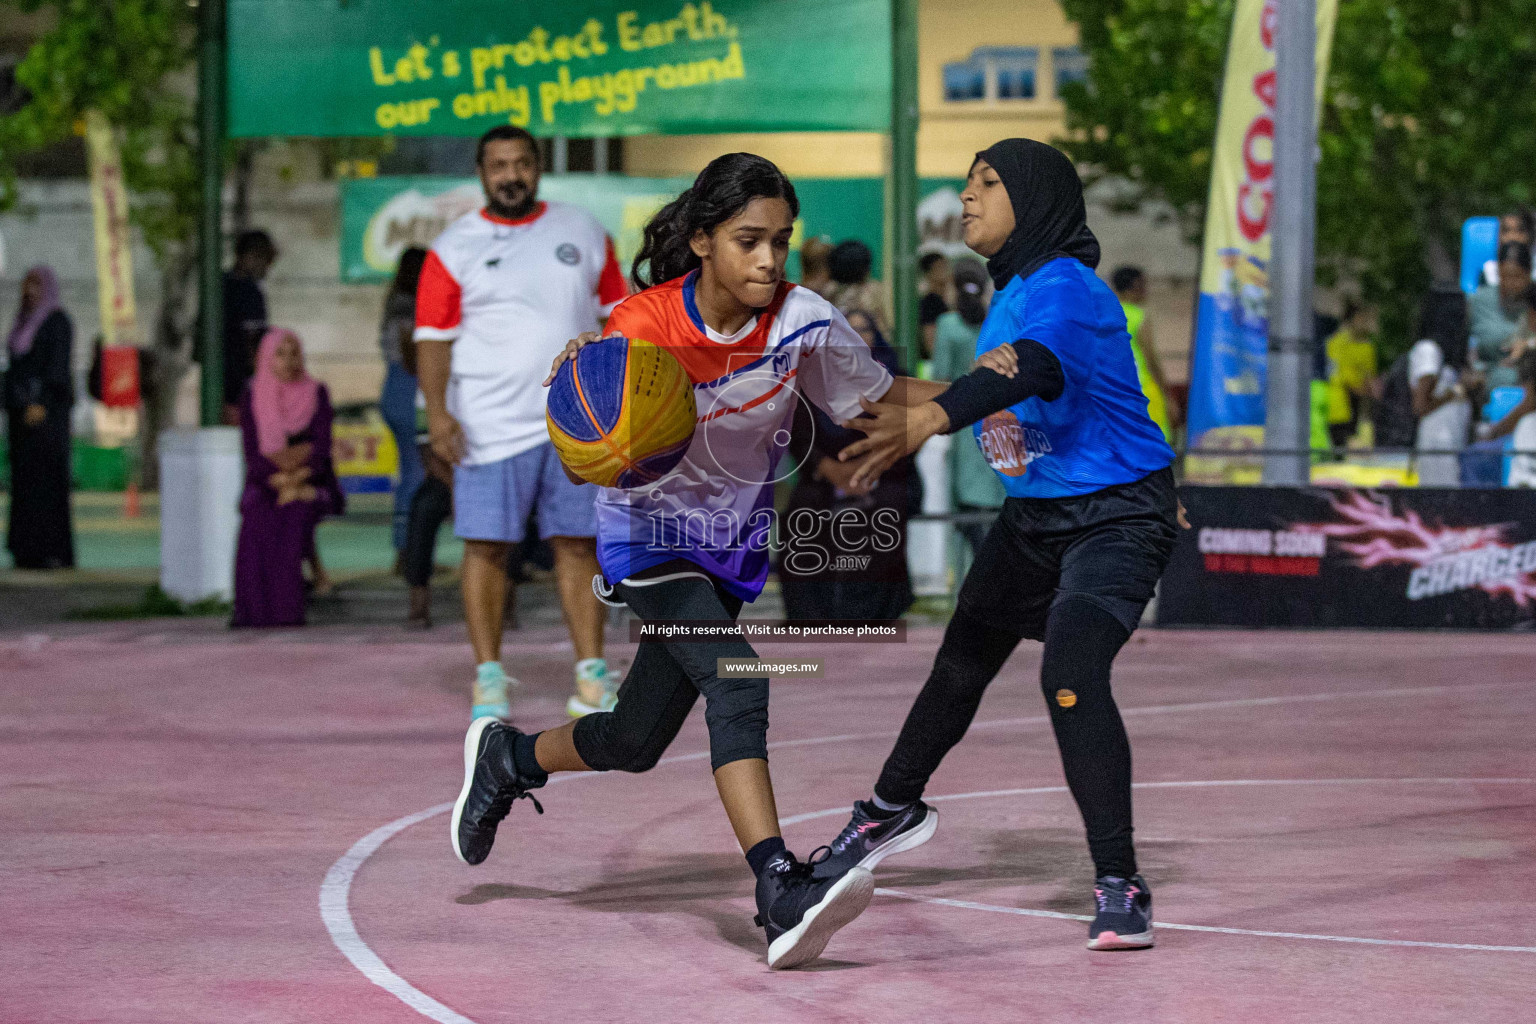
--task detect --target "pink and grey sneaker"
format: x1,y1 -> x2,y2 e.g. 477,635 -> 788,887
1087,874 -> 1154,950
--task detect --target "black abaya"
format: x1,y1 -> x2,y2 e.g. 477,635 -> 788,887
5,309 -> 75,569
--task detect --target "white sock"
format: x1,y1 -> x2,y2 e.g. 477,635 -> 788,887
476,661 -> 505,682
575,657 -> 607,680
872,794 -> 911,813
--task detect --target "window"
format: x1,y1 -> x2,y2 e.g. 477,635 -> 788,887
993,49 -> 1037,100
942,47 -> 1038,103
1053,46 -> 1090,94
942,61 -> 986,102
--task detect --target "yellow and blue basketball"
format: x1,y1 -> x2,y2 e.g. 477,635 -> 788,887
546,336 -> 697,489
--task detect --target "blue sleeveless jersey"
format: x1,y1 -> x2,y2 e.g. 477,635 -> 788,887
971,258 -> 1175,498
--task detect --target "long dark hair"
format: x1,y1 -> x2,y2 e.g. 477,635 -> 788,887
631,153 -> 799,289
952,258 -> 990,327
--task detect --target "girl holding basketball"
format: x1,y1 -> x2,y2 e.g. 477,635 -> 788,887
808,139 -> 1185,951
450,152 -> 947,969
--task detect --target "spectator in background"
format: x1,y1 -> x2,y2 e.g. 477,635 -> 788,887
1503,347 -> 1536,488
232,328 -> 344,628
1479,346 -> 1536,438
917,251 -> 951,359
1110,265 -> 1177,443
4,265 -> 74,569
222,229 -> 278,424
777,307 -> 915,622
824,239 -> 889,336
415,125 -> 623,721
1482,208 -> 1535,287
1325,299 -> 1380,449
401,347 -> 454,628
930,257 -> 1004,556
798,235 -> 833,297
1470,241 -> 1533,389
1408,288 -> 1473,487
378,247 -> 428,569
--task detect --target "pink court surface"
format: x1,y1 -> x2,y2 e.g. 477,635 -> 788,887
4,621 -> 1534,1023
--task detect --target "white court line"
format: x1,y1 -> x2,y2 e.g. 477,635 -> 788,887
320,802 -> 468,1024
874,889 -> 1536,954
778,777 -> 1536,825
319,683 -> 1536,1023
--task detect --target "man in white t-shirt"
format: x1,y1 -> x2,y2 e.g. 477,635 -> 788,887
415,126 -> 628,721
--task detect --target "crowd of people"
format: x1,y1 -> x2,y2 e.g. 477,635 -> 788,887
1318,207 -> 1536,486
5,144 -> 1533,616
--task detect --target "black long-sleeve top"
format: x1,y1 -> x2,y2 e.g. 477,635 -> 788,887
932,338 -> 1064,432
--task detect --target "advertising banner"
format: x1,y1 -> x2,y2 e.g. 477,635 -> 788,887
1185,0 -> 1336,478
333,420 -> 400,494
84,110 -> 144,421
341,174 -> 962,284
228,0 -> 891,138
84,110 -> 141,351
1159,487 -> 1536,630
342,174 -> 687,283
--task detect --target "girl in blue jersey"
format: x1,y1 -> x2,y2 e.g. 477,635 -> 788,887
815,139 -> 1187,951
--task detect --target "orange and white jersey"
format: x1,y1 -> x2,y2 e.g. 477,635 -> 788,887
597,271 -> 893,599
415,201 -> 627,465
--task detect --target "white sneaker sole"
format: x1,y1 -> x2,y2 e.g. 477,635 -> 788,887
450,716 -> 498,865
767,867 -> 876,970
856,808 -> 940,872
565,694 -> 615,718
1086,926 -> 1155,951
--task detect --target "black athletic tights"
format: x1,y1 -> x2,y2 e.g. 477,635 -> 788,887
875,597 -> 1138,879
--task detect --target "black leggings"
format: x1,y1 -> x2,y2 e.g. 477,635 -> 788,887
572,565 -> 769,773
874,471 -> 1178,880
875,600 -> 1136,877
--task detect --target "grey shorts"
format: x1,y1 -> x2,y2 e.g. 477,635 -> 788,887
453,442 -> 597,543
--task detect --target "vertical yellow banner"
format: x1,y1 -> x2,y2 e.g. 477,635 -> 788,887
1185,0 -> 1337,478
84,109 -> 141,349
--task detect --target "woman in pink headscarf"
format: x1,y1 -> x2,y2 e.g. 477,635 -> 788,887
232,328 -> 344,627
5,265 -> 76,569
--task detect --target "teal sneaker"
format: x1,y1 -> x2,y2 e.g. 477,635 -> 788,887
565,657 -> 617,718
471,662 -> 514,720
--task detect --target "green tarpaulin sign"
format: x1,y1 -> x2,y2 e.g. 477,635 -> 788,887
228,0 -> 891,138
340,175 -> 964,284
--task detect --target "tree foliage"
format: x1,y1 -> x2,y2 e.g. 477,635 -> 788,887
1057,0 -> 1536,356
0,0 -> 199,261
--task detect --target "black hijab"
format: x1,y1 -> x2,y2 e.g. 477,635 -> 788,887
974,139 -> 1101,290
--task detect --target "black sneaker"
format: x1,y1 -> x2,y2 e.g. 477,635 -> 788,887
451,717 -> 544,865
1087,874 -> 1154,950
754,849 -> 875,970
812,799 -> 939,880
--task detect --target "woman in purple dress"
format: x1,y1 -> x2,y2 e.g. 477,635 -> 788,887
232,328 -> 344,628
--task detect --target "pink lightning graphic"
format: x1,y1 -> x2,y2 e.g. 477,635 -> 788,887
1293,491 -> 1536,606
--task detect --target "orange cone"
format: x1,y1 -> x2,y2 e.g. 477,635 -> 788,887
125,482 -> 141,518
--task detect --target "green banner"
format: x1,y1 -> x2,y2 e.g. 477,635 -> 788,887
341,174 -> 964,284
228,0 -> 891,138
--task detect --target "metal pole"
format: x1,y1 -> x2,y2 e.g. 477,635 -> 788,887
890,0 -> 919,369
551,135 -> 569,174
197,0 -> 226,426
1263,0 -> 1317,485
593,136 -> 609,174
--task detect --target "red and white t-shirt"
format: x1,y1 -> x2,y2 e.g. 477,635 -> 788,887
415,201 -> 627,465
